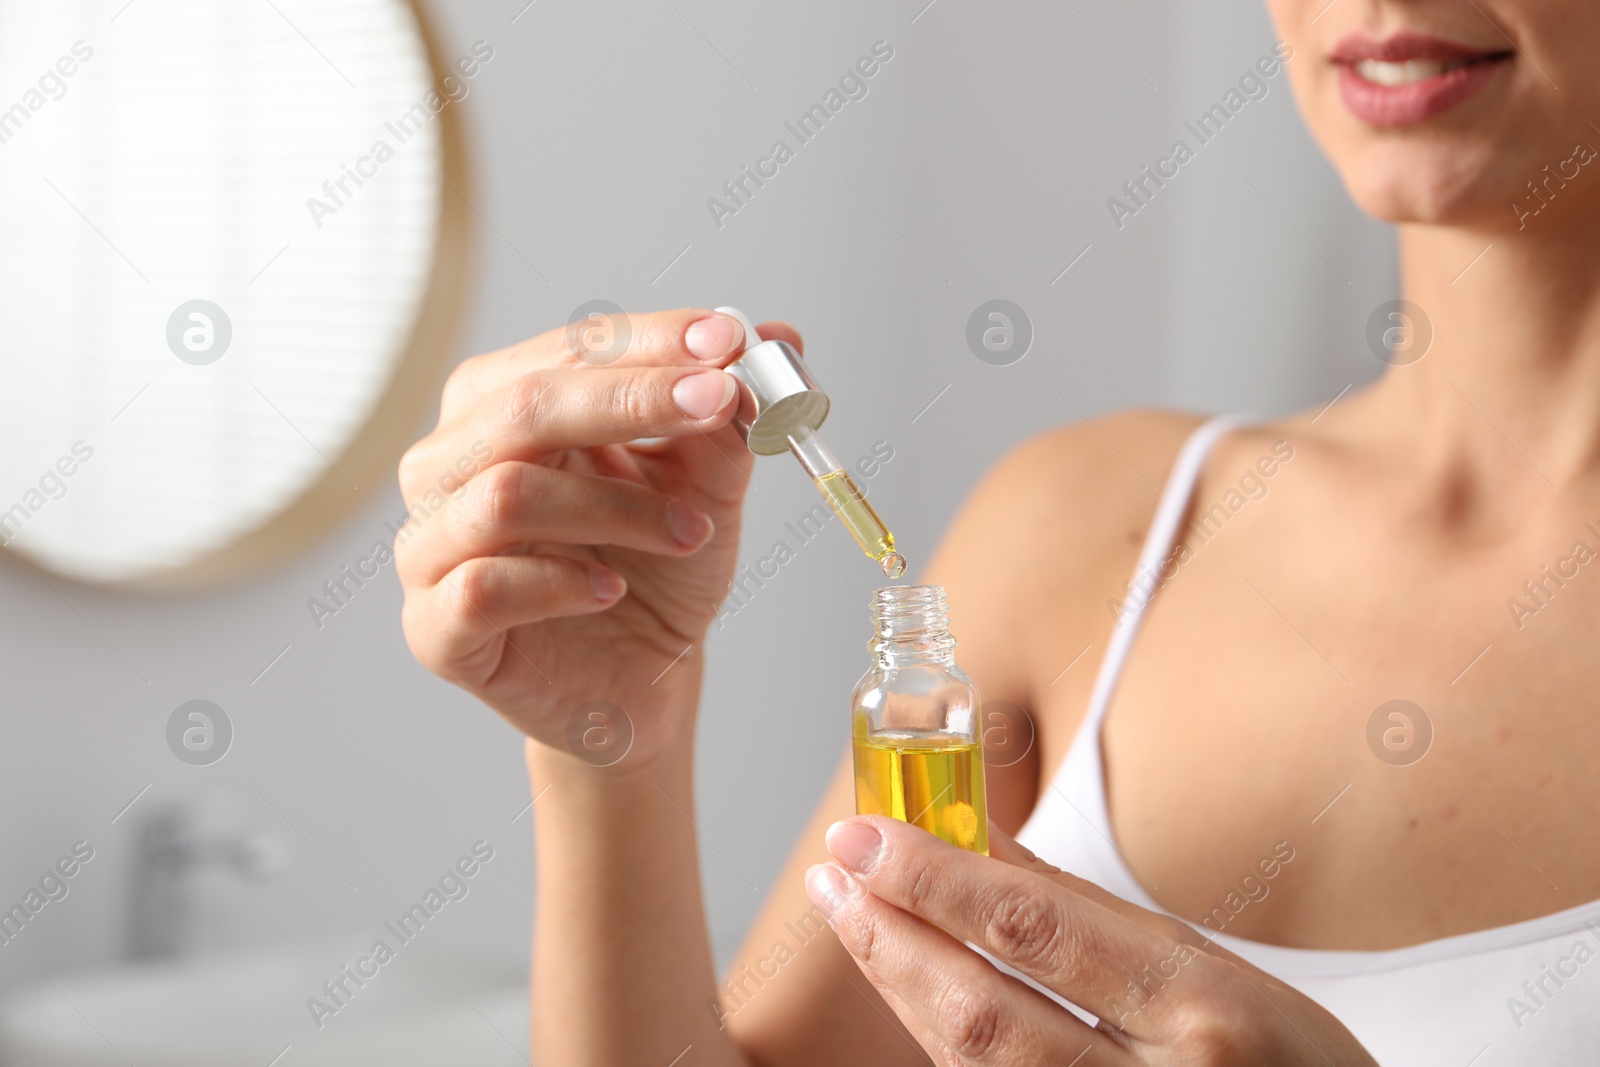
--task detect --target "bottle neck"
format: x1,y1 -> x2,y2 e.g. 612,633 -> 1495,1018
870,585 -> 956,669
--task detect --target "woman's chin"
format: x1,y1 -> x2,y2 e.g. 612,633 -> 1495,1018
1339,146 -> 1515,228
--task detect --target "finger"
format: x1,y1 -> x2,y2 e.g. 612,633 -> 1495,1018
443,308 -> 803,417
401,553 -> 623,683
404,364 -> 742,505
986,821 -> 1249,968
824,816 -> 1180,1032
443,308 -> 741,414
753,320 -> 803,354
808,864 -> 1136,1066
488,364 -> 743,463
395,462 -> 714,587
870,982 -> 963,1064
986,823 -> 1065,873
985,822 -> 1172,926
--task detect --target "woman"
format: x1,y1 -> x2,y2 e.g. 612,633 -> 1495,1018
396,0 -> 1600,1061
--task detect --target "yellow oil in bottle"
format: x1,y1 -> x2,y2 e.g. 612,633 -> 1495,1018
814,469 -> 907,579
853,733 -> 988,854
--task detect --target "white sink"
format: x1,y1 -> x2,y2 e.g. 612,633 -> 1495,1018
0,941 -> 528,1066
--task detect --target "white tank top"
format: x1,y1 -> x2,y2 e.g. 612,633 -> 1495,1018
1008,415 -> 1600,1064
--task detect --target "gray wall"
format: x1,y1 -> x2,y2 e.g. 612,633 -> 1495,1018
0,0 -> 1393,992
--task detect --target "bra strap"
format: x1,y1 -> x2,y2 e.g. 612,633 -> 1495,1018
1081,414 -> 1251,735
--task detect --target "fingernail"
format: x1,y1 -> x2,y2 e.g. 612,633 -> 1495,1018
672,370 -> 735,419
685,314 -> 742,361
666,499 -> 714,547
825,820 -> 883,875
805,863 -> 851,920
589,567 -> 626,602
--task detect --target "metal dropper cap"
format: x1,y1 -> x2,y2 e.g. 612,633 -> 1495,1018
715,305 -> 830,456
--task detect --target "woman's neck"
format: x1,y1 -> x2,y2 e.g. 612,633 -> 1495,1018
1354,214 -> 1600,503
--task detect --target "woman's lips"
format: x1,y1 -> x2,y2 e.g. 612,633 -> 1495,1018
1330,33 -> 1513,126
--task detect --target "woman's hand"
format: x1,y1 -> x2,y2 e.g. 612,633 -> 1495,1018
808,817 -> 1378,1065
396,308 -> 799,769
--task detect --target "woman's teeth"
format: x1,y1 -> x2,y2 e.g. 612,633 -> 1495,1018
1354,58 -> 1474,85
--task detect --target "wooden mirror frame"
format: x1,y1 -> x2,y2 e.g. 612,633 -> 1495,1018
1,0 -> 471,593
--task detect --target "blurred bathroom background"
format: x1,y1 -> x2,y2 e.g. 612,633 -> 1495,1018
0,0 -> 1392,1062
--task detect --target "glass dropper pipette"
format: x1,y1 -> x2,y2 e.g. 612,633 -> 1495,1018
786,424 -> 907,578
715,306 -> 908,579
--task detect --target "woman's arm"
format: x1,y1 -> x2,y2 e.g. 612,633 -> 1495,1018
528,663 -> 758,1065
397,308 -> 791,1064
526,714 -> 925,1066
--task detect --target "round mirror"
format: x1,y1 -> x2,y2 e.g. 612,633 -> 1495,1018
0,0 -> 468,589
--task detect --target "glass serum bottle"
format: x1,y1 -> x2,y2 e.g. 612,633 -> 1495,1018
851,585 -> 989,854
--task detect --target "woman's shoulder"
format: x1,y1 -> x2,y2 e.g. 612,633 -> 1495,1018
982,407 -> 1211,540
983,407 -> 1313,532
926,406 -> 1215,660
933,404 -> 1326,622
923,408 -> 1220,823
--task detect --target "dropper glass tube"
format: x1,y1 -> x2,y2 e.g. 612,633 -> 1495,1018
787,424 -> 907,579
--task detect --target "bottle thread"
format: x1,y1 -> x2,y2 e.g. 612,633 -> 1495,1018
869,585 -> 955,667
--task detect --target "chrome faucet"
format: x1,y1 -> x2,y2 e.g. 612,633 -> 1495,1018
127,803 -> 290,959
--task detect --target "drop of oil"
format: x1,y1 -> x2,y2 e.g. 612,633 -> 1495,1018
879,551 -> 908,580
